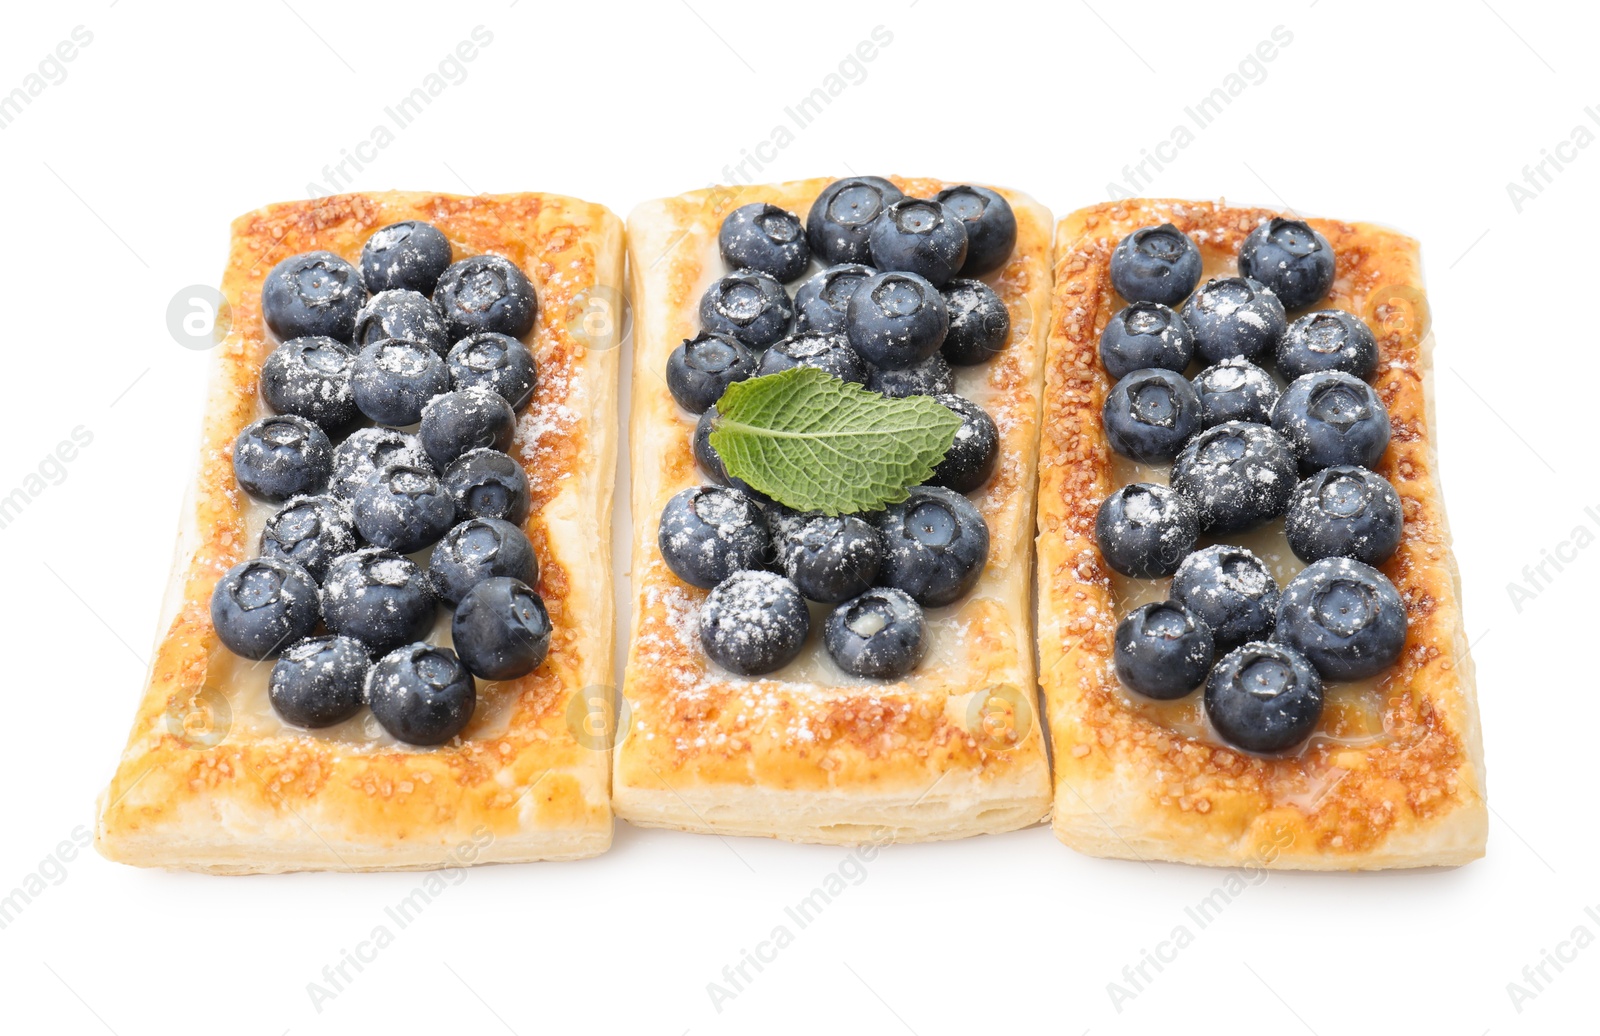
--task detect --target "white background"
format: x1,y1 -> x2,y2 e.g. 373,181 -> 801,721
1,1 -> 1594,1033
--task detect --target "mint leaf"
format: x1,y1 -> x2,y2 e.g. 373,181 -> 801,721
709,367 -> 962,515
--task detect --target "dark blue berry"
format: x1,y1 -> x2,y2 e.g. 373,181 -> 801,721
354,289 -> 450,356
1110,224 -> 1203,306
868,198 -> 968,286
876,485 -> 989,607
1171,544 -> 1280,649
1095,482 -> 1197,578
259,494 -> 357,580
1238,218 -> 1335,310
233,415 -> 332,502
1193,359 -> 1279,428
1285,466 -> 1403,566
446,332 -> 536,411
806,176 -> 904,265
1171,421 -> 1297,534
351,339 -> 449,426
1181,277 -> 1287,363
442,448 -> 530,524
698,570 -> 809,676
361,220 -> 452,295
366,643 -> 476,746
261,336 -> 358,430
451,577 -> 551,681
667,331 -> 756,413
1099,302 -> 1194,380
268,635 -> 369,728
354,464 -> 456,554
433,254 -> 537,341
795,264 -> 876,334
755,330 -> 867,384
328,427 -> 430,500
262,250 -> 367,342
1102,368 -> 1202,463
699,270 -> 794,350
868,354 -> 952,397
1274,557 -> 1407,681
1277,310 -> 1377,382
719,202 -> 810,283
418,388 -> 515,470
320,547 -> 435,655
939,279 -> 1010,366
658,486 -> 771,589
846,271 -> 948,370
429,517 -> 538,606
210,557 -> 321,660
934,185 -> 1016,277
1205,641 -> 1324,753
1272,371 -> 1391,473
1114,602 -> 1214,700
928,394 -> 998,494
693,405 -> 769,504
772,511 -> 881,603
824,587 -> 925,679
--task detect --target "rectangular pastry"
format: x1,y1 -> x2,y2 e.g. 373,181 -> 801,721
96,191 -> 624,872
1036,199 -> 1487,869
616,177 -> 1054,843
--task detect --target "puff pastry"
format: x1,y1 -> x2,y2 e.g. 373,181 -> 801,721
616,177 -> 1054,843
1036,199 -> 1487,869
96,191 -> 624,873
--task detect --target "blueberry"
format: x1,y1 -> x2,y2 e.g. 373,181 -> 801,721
795,264 -> 877,334
442,448 -> 530,524
1114,601 -> 1214,700
692,405 -> 769,504
328,427 -> 431,500
824,587 -> 926,679
1272,371 -> 1391,473
773,511 -> 881,603
1171,544 -> 1280,649
320,547 -> 435,655
698,570 -> 810,676
1238,218 -> 1335,310
934,185 -> 1017,277
351,339 -> 450,426
1274,557 -> 1408,681
939,279 -> 1010,366
1277,310 -> 1378,383
1099,302 -> 1194,380
719,202 -> 809,283
806,175 -> 905,265
1285,466 -> 1403,566
446,332 -> 537,411
417,387 -> 515,470
268,635 -> 369,728
867,198 -> 968,286
666,331 -> 756,413
876,485 -> 989,607
1205,641 -> 1324,753
658,485 -> 771,589
429,517 -> 538,605
1192,358 -> 1279,428
353,289 -> 450,356
262,250 -> 367,342
1110,224 -> 1203,306
261,336 -> 359,430
1102,368 -> 1202,463
928,394 -> 999,494
259,494 -> 357,580
1095,482 -> 1197,578
1181,277 -> 1287,364
868,354 -> 952,398
1171,421 -> 1298,533
451,576 -> 551,680
210,557 -> 321,660
699,270 -> 794,350
361,220 -> 452,295
432,254 -> 537,341
846,271 -> 948,370
366,643 -> 476,746
354,464 -> 456,554
233,415 -> 332,502
755,330 -> 867,384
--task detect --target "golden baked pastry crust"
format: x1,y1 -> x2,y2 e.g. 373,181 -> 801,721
1037,199 -> 1487,869
96,191 -> 624,873
617,177 -> 1053,843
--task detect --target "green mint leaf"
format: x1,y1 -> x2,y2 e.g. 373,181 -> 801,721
709,366 -> 962,515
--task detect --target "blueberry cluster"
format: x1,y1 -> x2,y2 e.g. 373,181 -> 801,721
1098,219 -> 1407,754
211,220 -> 553,747
661,177 -> 1016,680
